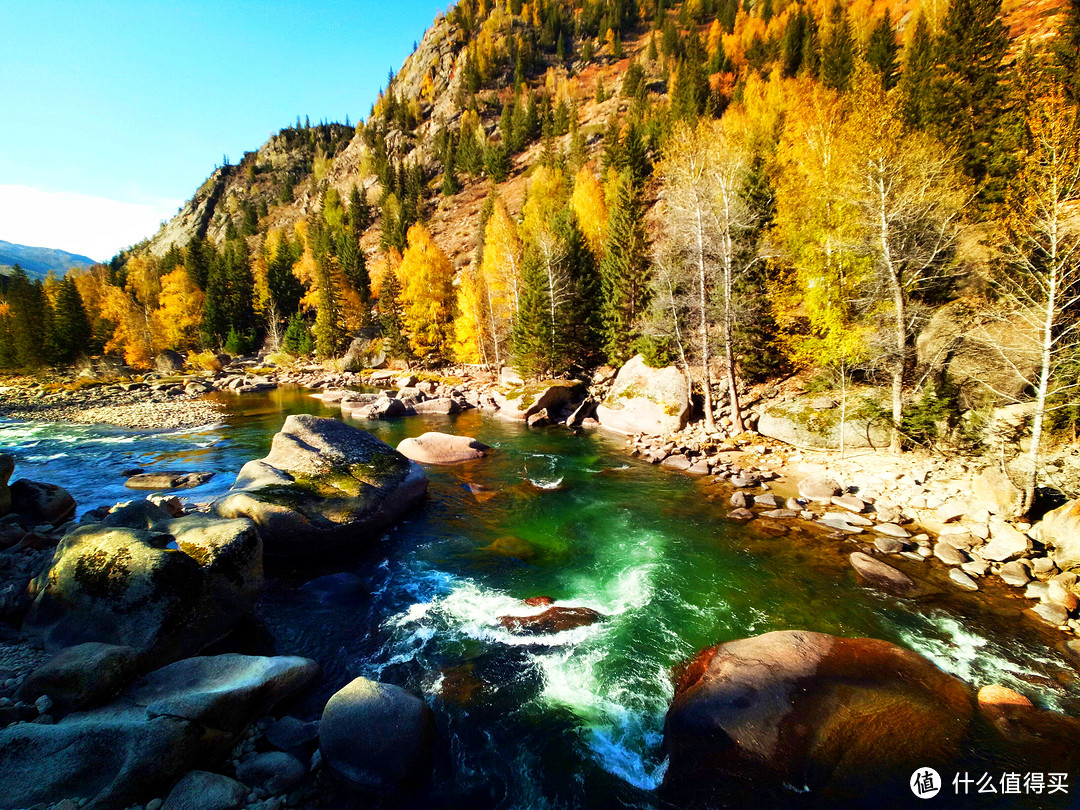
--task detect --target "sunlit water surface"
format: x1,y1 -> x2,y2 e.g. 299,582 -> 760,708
2,388 -> 1078,809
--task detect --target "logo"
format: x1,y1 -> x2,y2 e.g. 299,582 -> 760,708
912,768 -> 942,799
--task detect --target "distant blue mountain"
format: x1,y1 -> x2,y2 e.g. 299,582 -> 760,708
0,239 -> 97,280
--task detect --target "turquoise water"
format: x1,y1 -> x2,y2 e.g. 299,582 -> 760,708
2,388 -> 1078,808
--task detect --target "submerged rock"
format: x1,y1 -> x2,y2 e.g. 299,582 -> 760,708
397,432 -> 489,464
849,551 -> 924,597
215,415 -> 427,557
663,630 -> 973,804
25,514 -> 263,665
320,677 -> 434,793
595,355 -> 689,435
0,653 -> 318,809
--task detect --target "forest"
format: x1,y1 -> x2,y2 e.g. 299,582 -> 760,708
2,0 -> 1078,474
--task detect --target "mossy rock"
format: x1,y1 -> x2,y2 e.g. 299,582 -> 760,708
215,415 -> 427,558
757,393 -> 890,450
25,513 -> 262,667
492,380 -> 586,421
596,355 -> 689,435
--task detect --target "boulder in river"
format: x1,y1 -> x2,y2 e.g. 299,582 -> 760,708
162,770 -> 248,810
0,653 -> 318,809
18,641 -> 142,714
663,630 -> 973,804
595,355 -> 689,435
498,605 -> 604,635
493,380 -> 587,422
9,478 -> 76,525
849,551 -> 927,597
214,415 -> 427,558
397,432 -> 490,464
320,677 -> 435,793
25,513 -> 263,666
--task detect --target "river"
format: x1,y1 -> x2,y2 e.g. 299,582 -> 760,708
2,387 -> 1077,808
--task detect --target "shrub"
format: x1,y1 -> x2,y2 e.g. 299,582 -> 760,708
282,312 -> 314,356
633,335 -> 677,368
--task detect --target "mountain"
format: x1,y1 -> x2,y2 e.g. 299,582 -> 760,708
139,0 -> 1070,267
0,239 -> 97,279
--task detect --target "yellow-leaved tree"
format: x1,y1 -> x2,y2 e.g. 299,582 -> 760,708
398,224 -> 455,362
570,164 -> 609,258
479,197 -> 523,367
453,264 -> 491,364
152,268 -> 204,350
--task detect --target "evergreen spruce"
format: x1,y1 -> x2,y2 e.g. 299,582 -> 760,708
600,174 -> 652,364
899,15 -> 935,127
50,275 -> 92,366
866,10 -> 899,89
926,0 -> 1010,202
820,1 -> 855,91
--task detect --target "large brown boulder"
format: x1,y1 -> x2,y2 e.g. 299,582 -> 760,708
596,355 -> 690,436
25,512 -> 263,666
214,415 -> 427,558
396,432 -> 490,464
663,630 -> 973,804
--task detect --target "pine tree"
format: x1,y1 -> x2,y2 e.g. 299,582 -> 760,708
600,173 -> 652,363
49,275 -> 92,366
821,1 -> 855,92
866,10 -> 899,90
282,311 -> 314,355
511,252 -> 557,378
313,255 -> 346,359
898,15 -> 935,128
925,0 -> 1010,202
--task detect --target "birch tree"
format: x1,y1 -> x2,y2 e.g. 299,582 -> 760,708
843,72 -> 967,451
988,88 -> 1080,514
659,116 -> 764,434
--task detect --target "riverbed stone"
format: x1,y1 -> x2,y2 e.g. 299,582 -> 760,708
162,770 -> 248,810
797,477 -> 841,504
849,552 -> 921,596
397,432 -> 489,465
983,520 -> 1032,562
215,415 -> 427,558
934,541 -> 966,566
0,653 -> 318,809
17,641 -> 141,714
9,479 -> 76,526
874,537 -> 906,554
266,715 -> 320,752
663,630 -> 973,803
1036,499 -> 1080,570
998,561 -> 1031,587
1047,580 -> 1078,610
595,355 -> 690,435
1032,602 -> 1070,625
872,522 -> 911,539
320,677 -> 434,792
831,494 -> 867,513
410,397 -> 460,415
730,491 -> 752,508
236,751 -> 307,794
25,515 -> 263,666
823,511 -> 872,526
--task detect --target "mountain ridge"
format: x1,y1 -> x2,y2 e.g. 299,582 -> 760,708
0,239 -> 97,280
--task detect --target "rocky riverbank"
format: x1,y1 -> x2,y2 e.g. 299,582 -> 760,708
3,374 -> 1080,806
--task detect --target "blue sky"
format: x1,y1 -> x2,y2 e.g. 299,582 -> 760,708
0,0 -> 447,260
